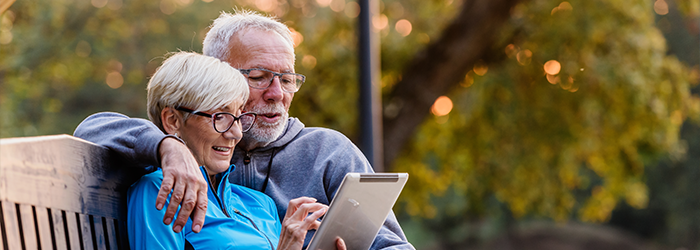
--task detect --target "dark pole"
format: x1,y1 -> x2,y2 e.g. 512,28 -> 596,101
358,0 -> 383,171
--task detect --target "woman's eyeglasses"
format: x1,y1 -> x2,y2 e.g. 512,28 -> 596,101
176,107 -> 257,133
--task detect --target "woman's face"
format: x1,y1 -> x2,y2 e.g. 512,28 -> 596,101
178,101 -> 244,175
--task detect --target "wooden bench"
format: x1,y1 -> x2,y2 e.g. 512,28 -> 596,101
0,135 -> 137,250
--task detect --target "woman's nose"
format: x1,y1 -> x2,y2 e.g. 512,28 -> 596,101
223,122 -> 243,140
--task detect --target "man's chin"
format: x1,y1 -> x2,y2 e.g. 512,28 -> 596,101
245,121 -> 286,145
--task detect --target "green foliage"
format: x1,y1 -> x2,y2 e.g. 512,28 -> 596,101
395,0 -> 700,223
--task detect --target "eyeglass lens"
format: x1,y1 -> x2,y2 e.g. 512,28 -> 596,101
213,113 -> 256,133
246,69 -> 303,92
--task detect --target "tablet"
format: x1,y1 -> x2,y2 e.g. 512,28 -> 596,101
307,173 -> 409,250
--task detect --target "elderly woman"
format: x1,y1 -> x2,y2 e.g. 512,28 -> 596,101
127,51 -> 326,249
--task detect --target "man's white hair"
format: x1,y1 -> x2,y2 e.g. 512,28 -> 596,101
202,9 -> 295,62
147,51 -> 249,132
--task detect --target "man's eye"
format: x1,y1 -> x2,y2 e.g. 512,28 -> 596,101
280,75 -> 295,84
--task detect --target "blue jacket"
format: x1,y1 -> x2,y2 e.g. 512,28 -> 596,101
127,166 -> 281,249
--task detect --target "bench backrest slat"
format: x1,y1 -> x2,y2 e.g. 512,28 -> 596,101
0,134 -> 134,249
35,206 -> 53,249
1,201 -> 22,250
64,210 -> 82,250
18,204 -> 37,249
51,208 -> 69,249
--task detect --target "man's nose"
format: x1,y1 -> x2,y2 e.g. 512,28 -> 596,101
263,76 -> 284,102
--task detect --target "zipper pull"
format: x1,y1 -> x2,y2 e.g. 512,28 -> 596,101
244,152 -> 251,164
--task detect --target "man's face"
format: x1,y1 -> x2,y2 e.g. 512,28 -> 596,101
225,29 -> 296,145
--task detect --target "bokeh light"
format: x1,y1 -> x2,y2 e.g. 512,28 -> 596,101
418,33 -> 430,44
654,0 -> 669,15
177,0 -> 192,5
302,55 -> 317,69
505,44 -> 518,58
546,74 -> 560,84
107,60 -> 123,72
106,72 -> 124,89
395,19 -> 412,37
290,28 -> 303,47
372,14 -> 389,30
330,0 -> 345,12
473,61 -> 488,76
91,0 -> 108,8
388,2 -> 404,18
431,96 -> 453,117
107,0 -> 123,10
345,2 -> 360,18
160,0 -> 176,15
544,60 -> 561,75
560,76 -> 574,91
316,0 -> 331,7
516,49 -> 532,65
75,40 -> 92,57
256,0 -> 277,12
461,73 -> 474,88
551,1 -> 573,15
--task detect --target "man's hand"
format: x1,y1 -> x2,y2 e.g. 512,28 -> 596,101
156,137 -> 208,233
278,197 -> 328,250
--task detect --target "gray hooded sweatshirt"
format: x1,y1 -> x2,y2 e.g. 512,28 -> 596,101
74,112 -> 414,249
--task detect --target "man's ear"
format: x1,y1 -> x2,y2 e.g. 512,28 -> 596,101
161,107 -> 181,135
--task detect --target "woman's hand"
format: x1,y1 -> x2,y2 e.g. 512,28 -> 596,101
277,197 -> 328,250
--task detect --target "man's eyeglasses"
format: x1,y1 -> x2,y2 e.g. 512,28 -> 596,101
238,68 -> 305,93
175,107 -> 257,133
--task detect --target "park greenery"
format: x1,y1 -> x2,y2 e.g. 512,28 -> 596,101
2,0 -> 699,248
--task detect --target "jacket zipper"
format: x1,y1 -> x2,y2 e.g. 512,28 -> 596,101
244,151 -> 253,188
205,166 -> 275,250
233,209 -> 275,250
203,169 -> 230,217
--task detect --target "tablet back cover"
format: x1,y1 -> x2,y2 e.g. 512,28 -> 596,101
307,173 -> 408,250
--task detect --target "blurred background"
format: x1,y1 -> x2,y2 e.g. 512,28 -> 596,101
1,0 -> 700,249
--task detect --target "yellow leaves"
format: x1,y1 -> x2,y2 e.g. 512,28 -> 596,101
625,181 -> 648,209
395,157 -> 454,219
579,180 -> 648,222
586,155 -> 608,177
580,186 -> 617,222
558,163 -> 580,189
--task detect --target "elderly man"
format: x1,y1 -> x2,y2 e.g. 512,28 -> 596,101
74,10 -> 414,249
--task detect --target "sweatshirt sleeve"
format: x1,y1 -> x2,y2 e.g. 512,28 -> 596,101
73,112 -> 165,170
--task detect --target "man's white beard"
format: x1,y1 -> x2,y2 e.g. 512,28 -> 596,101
244,102 -> 288,145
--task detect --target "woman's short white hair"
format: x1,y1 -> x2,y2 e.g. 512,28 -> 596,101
202,9 -> 295,62
147,51 -> 249,132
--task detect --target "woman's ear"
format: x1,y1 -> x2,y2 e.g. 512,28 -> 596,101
161,107 -> 181,135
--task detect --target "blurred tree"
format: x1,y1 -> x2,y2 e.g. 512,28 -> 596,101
390,0 -> 699,225
605,0 -> 700,248
1,1 -> 699,249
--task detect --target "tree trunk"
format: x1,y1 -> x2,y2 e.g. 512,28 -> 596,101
382,0 -> 524,169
